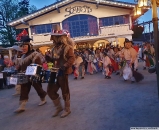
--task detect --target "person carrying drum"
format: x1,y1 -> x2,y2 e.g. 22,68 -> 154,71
14,36 -> 47,113
45,29 -> 75,118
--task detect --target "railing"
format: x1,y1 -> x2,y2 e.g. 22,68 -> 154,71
99,24 -> 133,36
31,24 -> 133,44
30,33 -> 52,46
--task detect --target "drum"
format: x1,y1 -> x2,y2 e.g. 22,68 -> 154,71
0,65 -> 4,72
9,73 -> 29,85
25,64 -> 43,76
0,72 -> 3,79
25,64 -> 43,83
42,70 -> 51,83
48,67 -> 59,84
1,67 -> 16,88
2,67 -> 16,76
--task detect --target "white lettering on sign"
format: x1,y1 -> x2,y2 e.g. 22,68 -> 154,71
65,5 -> 92,17
25,66 -> 37,75
0,73 -> 3,79
10,77 -> 17,85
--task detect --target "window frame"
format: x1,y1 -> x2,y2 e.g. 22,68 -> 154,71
30,23 -> 60,35
99,15 -> 130,27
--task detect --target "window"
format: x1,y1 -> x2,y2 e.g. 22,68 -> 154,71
99,15 -> 129,27
62,14 -> 98,38
31,23 -> 60,35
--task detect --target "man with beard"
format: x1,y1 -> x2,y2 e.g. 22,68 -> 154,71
14,36 -> 47,113
45,30 -> 75,118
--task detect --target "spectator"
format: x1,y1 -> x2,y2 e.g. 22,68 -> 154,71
0,54 -> 5,89
0,54 -> 5,71
42,60 -> 48,71
4,55 -> 13,67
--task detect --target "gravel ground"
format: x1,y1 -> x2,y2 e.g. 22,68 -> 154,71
0,63 -> 159,130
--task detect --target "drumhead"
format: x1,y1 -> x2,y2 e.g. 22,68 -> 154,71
51,67 -> 59,72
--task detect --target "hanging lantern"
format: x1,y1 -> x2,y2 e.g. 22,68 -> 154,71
134,5 -> 142,16
156,0 -> 159,7
138,0 -> 148,7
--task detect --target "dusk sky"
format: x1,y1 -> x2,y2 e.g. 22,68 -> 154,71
30,0 -> 159,32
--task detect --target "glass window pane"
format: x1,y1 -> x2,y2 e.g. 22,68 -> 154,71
47,29 -> 51,33
62,14 -> 98,37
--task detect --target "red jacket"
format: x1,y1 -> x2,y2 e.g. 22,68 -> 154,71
133,46 -> 139,52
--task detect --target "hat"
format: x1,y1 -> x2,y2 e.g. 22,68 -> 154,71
51,30 -> 69,36
103,51 -> 107,56
12,45 -> 22,52
16,36 -> 32,46
110,45 -> 114,49
103,50 -> 108,56
124,38 -> 131,43
20,36 -> 32,43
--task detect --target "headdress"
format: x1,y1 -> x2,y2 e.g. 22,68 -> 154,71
103,50 -> 108,56
20,36 -> 32,43
12,45 -> 22,52
50,30 -> 69,37
18,36 -> 33,52
124,38 -> 132,43
124,38 -> 132,47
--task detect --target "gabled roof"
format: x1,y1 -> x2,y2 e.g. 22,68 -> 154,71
8,0 -> 136,27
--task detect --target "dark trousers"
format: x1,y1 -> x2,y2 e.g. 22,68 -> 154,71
47,74 -> 70,101
20,82 -> 47,101
0,79 -> 3,89
85,62 -> 88,73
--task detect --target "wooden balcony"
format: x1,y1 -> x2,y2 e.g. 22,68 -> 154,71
30,34 -> 52,47
99,24 -> 133,36
72,24 -> 133,42
30,24 -> 133,45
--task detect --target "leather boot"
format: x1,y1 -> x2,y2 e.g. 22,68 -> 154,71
60,100 -> 71,118
14,100 -> 27,113
52,97 -> 63,117
38,97 -> 47,106
12,85 -> 21,96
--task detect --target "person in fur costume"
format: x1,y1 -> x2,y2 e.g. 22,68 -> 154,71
45,30 -> 75,118
14,36 -> 47,113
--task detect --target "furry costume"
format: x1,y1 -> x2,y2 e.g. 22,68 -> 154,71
14,37 -> 47,113
46,31 -> 75,118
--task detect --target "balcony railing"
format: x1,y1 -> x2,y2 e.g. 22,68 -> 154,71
30,24 -> 133,44
30,34 -> 51,46
99,24 -> 133,36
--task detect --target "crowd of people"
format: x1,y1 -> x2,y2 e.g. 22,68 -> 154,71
0,30 -> 155,118
72,39 -> 154,82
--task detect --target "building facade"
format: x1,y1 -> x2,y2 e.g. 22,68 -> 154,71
8,0 -> 146,50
